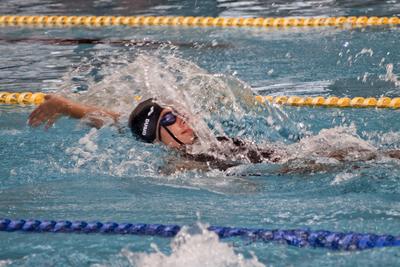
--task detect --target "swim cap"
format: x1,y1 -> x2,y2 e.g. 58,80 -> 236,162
128,98 -> 163,143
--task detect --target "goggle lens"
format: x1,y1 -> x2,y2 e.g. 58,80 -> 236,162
160,112 -> 177,127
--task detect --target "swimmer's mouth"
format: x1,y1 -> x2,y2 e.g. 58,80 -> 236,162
181,129 -> 193,135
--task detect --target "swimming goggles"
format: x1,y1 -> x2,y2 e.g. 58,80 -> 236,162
158,112 -> 184,145
160,112 -> 177,127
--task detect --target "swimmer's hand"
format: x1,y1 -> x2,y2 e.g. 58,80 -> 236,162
28,94 -> 120,129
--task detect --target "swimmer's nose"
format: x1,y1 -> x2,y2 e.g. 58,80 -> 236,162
178,118 -> 192,131
179,117 -> 186,126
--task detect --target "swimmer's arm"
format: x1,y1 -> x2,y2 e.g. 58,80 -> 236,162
28,94 -> 120,129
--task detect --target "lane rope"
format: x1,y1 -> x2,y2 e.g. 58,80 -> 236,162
0,92 -> 45,105
1,218 -> 399,250
0,15 -> 399,28
1,92 -> 400,109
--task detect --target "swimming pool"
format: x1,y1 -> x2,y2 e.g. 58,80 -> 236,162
1,1 -> 400,266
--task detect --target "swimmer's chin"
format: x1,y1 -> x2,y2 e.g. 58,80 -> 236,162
189,135 -> 198,145
177,135 -> 198,150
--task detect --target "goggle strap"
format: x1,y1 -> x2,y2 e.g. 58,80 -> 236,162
162,126 -> 185,145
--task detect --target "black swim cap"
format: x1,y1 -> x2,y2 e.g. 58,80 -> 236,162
128,98 -> 163,143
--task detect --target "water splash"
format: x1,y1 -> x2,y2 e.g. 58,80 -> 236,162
65,128 -> 99,169
354,48 -> 374,61
53,51 -> 398,179
126,53 -> 299,153
375,131 -> 400,148
57,51 -> 301,165
61,126 -> 262,194
379,63 -> 400,87
331,171 -> 359,185
121,223 -> 265,267
64,126 -> 165,177
288,126 -> 377,162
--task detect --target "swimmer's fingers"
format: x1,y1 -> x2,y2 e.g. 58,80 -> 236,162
28,107 -> 48,127
30,109 -> 60,128
29,107 -> 56,127
28,97 -> 50,125
28,95 -> 61,127
28,105 -> 43,123
44,113 -> 61,130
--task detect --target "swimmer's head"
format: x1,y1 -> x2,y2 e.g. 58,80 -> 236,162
128,98 -> 163,143
128,98 -> 195,148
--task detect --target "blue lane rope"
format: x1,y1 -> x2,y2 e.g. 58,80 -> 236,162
1,218 -> 399,251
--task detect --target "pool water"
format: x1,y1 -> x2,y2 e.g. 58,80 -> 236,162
1,1 -> 400,266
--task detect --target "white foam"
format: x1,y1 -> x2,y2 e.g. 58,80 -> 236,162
0,129 -> 22,136
66,128 -> 99,168
331,172 -> 358,185
78,128 -> 98,152
62,124 -> 164,178
289,126 -> 377,161
121,224 -> 265,267
0,260 -> 12,267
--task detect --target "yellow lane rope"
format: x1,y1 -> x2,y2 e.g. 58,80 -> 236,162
1,92 -> 400,109
0,15 -> 399,28
0,92 -> 45,105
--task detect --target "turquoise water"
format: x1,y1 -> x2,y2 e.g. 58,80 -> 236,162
1,1 -> 400,266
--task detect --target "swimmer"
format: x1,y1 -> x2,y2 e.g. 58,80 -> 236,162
28,94 -> 400,173
28,94 -> 195,148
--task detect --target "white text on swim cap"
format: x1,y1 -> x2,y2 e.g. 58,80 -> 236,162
142,106 -> 154,136
142,119 -> 150,136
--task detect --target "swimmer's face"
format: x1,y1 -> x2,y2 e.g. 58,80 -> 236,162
157,108 -> 195,149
